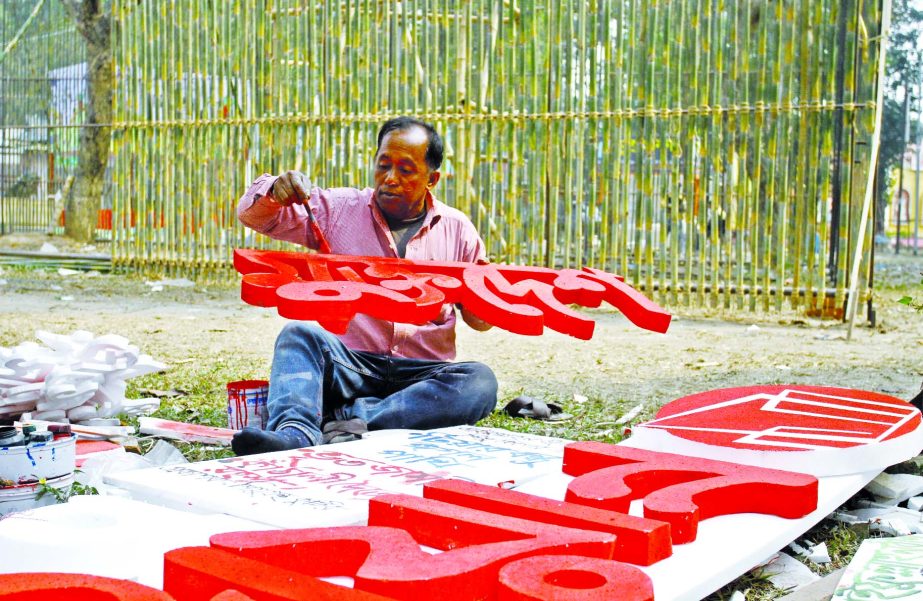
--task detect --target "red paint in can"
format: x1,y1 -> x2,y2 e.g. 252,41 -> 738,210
226,380 -> 270,430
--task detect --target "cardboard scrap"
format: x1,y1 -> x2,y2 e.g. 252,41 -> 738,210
778,568 -> 844,601
833,506 -> 923,536
864,472 -> 923,504
753,552 -> 820,592
832,535 -> 923,599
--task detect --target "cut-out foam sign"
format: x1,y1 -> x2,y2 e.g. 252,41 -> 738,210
232,249 -> 671,339
204,492 -> 642,601
421,479 -> 672,566
104,446 -> 446,528
164,546 -> 395,601
626,385 -> 923,476
0,573 -> 174,600
562,443 -> 818,544
497,554 -> 654,601
12,386 -> 923,600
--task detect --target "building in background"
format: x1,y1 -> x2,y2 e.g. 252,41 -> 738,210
889,144 -> 922,251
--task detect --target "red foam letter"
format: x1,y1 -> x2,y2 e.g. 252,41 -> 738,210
563,442 -> 818,544
164,546 -> 392,601
497,555 -> 654,601
0,573 -> 173,600
233,249 -> 671,339
210,494 -> 621,601
422,479 -> 671,566
209,593 -> 258,601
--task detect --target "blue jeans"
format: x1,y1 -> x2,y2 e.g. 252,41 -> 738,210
266,322 -> 498,446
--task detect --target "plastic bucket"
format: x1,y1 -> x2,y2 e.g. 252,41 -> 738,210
0,433 -> 76,485
227,380 -> 269,430
0,473 -> 74,517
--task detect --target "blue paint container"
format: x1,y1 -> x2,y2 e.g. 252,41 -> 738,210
0,432 -> 76,486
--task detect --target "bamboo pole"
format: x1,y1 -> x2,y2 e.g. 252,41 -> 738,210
846,0 -> 890,340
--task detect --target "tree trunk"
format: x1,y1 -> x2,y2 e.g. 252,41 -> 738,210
63,0 -> 111,243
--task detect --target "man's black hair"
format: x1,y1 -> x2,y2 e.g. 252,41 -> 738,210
376,116 -> 444,170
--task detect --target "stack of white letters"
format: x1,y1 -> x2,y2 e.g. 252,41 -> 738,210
0,330 -> 165,422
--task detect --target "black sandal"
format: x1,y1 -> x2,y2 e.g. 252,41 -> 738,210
503,396 -> 571,421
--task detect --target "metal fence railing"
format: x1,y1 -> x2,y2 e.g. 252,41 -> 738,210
0,1 -> 86,236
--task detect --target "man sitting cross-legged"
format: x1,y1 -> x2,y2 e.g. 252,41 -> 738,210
232,117 -> 498,455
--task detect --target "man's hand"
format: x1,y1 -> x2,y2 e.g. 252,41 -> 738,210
458,257 -> 493,331
459,305 -> 493,331
268,170 -> 313,206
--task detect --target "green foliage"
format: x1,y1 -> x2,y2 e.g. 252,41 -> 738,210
822,524 -> 864,570
34,472 -> 99,504
887,0 -> 923,94
7,174 -> 39,197
705,572 -> 783,601
898,274 -> 923,312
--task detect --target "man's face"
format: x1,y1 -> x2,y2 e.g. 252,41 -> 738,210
373,126 -> 440,221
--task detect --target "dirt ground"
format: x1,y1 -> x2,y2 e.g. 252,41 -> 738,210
1,232 -> 921,415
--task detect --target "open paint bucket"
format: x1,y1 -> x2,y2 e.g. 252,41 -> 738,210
0,472 -> 74,517
227,380 -> 270,430
0,432 -> 76,485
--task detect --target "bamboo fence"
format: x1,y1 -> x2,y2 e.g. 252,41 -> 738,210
2,1 -> 886,314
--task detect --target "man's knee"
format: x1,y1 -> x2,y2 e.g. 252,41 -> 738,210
459,362 -> 498,420
275,322 -> 329,351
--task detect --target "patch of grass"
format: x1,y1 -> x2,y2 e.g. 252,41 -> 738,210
794,520 -> 866,576
705,571 -> 785,601
123,361 -> 265,462
127,357 -> 268,430
479,393 -> 656,444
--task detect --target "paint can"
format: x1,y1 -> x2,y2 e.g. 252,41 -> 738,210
0,472 -> 74,517
227,380 -> 270,430
0,433 -> 76,485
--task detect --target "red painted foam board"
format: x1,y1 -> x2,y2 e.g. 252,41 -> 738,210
497,554 -> 654,601
562,442 -> 818,544
163,546 -> 392,601
422,479 -> 671,565
0,573 -> 173,600
233,249 -> 672,339
209,493 -> 617,601
640,385 -> 922,451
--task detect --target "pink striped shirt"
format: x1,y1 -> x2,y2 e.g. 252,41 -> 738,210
237,174 -> 487,361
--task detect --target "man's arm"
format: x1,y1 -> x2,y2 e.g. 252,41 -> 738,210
457,256 -> 493,331
237,171 -> 328,250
